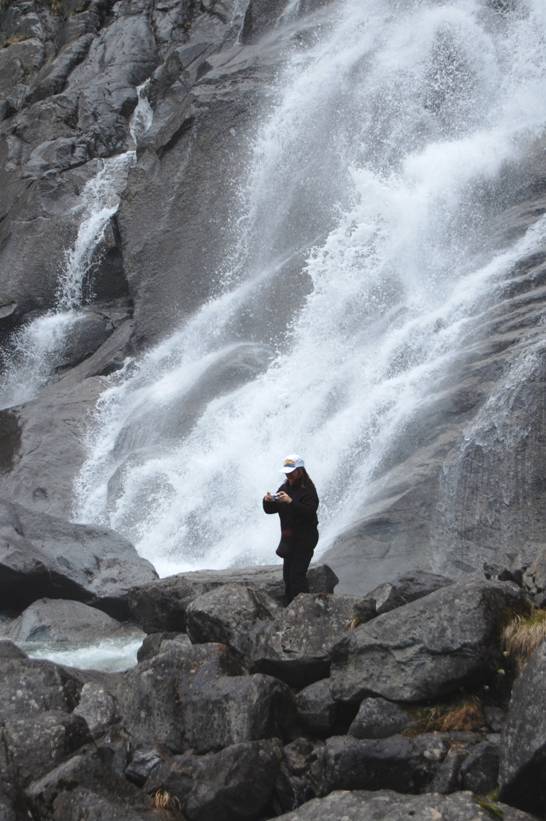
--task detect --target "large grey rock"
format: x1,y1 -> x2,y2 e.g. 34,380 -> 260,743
113,640 -> 244,752
348,697 -> 411,740
274,790 -> 538,821
295,679 -> 339,737
252,593 -> 360,687
5,598 -> 135,644
0,498 -> 157,617
186,582 -> 281,657
2,711 -> 91,790
313,734 -> 459,796
128,564 -> 338,633
367,571 -> 454,615
109,639 -> 297,754
331,579 -> 524,703
25,748 -> 158,821
144,739 -> 283,821
499,638 -> 546,816
73,681 -> 118,740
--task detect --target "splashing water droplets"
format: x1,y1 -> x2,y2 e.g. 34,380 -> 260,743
74,0 -> 546,575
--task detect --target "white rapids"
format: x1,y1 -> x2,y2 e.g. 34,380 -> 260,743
74,0 -> 546,578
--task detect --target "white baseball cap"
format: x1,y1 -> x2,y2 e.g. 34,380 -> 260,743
281,454 -> 305,474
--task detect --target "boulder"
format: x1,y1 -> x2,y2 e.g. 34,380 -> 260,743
274,738 -> 325,815
459,737 -> 500,795
331,579 -> 524,703
186,583 -> 281,657
273,789 -> 538,820
0,653 -> 79,722
367,571 -> 453,615
0,499 -> 157,617
136,631 -> 192,662
251,593 -> 360,687
499,638 -> 546,816
295,679 -> 339,737
73,681 -> 118,739
128,564 -> 338,633
25,748 -> 157,821
5,598 -> 136,645
1,710 -> 91,789
112,641 -> 244,752
111,640 -> 297,754
348,697 -> 411,740
178,672 -> 298,754
313,734 -> 461,796
522,554 -> 546,606
144,739 -> 283,821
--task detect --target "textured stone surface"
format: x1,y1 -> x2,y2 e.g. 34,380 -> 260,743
348,697 -> 411,740
367,572 -> 454,615
0,498 -> 157,616
128,564 -> 338,633
500,638 -> 546,816
252,593 -> 360,687
274,790 -> 539,821
145,739 -> 283,821
331,579 -> 524,703
186,582 -> 281,657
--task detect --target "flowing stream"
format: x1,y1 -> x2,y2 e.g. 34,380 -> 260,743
0,83 -> 152,410
75,0 -> 546,578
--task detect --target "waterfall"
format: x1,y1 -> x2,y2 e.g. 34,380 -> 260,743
75,0 -> 546,578
0,83 -> 152,410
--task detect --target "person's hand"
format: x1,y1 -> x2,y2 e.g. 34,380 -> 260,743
276,491 -> 292,504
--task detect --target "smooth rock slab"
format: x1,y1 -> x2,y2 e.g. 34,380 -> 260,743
252,593 -> 359,687
274,789 -> 538,820
331,579 -> 524,703
500,638 -> 546,816
0,499 -> 157,618
128,564 -> 338,633
5,598 -> 134,644
145,739 -> 283,821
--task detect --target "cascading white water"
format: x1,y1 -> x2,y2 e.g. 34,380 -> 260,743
0,83 -> 152,410
75,0 -> 546,577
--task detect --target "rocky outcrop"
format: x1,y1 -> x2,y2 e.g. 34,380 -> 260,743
251,593 -> 361,687
274,790 -> 538,821
0,569 -> 542,819
0,499 -> 157,616
499,637 -> 546,817
128,564 -> 338,633
331,579 -> 524,703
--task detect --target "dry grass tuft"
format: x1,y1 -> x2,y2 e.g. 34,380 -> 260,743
405,697 -> 486,735
502,608 -> 546,673
151,790 -> 182,813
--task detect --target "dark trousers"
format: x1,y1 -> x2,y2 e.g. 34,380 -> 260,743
283,548 -> 314,604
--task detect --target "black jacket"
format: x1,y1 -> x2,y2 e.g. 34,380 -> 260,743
263,479 -> 319,553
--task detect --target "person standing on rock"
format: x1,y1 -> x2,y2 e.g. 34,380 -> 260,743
263,454 -> 319,605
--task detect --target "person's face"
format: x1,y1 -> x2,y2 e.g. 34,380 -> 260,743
286,468 -> 301,486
